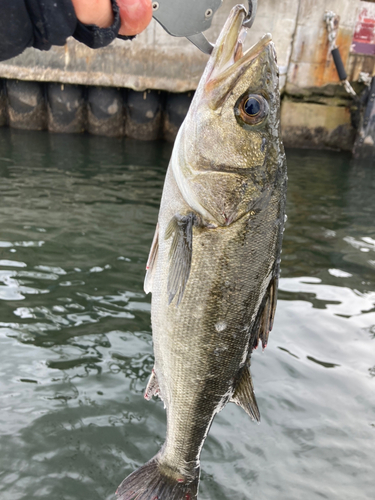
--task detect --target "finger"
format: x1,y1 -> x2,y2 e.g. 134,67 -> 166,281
71,0 -> 114,28
117,0 -> 153,36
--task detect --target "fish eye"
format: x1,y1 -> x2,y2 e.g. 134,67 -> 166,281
244,97 -> 261,116
236,94 -> 269,126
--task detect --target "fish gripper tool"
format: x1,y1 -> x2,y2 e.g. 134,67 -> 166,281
152,0 -> 258,54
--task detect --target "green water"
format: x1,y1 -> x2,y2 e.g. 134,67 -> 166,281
0,129 -> 374,500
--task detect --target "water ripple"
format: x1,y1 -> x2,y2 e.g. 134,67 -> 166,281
0,133 -> 374,500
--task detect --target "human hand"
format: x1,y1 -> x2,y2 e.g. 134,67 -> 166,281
71,0 -> 153,36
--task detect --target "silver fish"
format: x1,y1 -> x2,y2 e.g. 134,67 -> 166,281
117,5 -> 287,500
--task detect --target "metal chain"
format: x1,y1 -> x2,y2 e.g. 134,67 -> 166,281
324,11 -> 337,52
343,80 -> 357,97
324,11 -> 357,97
358,72 -> 372,86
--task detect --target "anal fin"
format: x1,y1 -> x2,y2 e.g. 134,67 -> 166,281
231,366 -> 260,422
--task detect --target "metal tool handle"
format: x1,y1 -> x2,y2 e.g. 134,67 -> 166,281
153,0 -> 258,54
243,0 -> 258,29
188,0 -> 258,55
152,0 -> 223,38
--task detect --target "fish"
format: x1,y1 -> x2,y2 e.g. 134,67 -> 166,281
116,4 -> 287,500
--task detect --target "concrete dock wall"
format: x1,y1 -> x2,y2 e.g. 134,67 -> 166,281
0,0 -> 375,149
0,0 -> 298,92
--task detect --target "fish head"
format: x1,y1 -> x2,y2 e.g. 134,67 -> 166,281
174,5 -> 285,226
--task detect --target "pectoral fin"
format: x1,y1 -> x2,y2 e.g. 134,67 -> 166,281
253,277 -> 278,350
144,223 -> 159,294
231,366 -> 260,422
165,213 -> 196,306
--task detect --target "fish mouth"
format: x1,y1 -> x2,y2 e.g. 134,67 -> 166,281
205,5 -> 273,105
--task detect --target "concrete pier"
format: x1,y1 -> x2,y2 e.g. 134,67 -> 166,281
0,0 -> 374,149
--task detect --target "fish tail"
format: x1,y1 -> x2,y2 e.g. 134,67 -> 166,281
116,456 -> 200,500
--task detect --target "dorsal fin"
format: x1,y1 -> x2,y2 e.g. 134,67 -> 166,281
231,366 -> 260,422
144,223 -> 159,294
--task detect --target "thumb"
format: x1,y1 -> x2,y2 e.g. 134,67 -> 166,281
117,0 -> 153,36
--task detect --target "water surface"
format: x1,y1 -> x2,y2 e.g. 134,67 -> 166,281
0,129 -> 374,500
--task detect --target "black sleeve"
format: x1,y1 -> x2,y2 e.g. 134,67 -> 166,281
73,0 -> 130,49
0,0 -> 130,63
0,0 -> 37,61
26,0 -> 77,50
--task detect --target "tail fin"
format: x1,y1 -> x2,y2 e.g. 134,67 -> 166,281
116,456 -> 200,500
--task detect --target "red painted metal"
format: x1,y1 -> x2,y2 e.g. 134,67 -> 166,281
352,3 -> 375,55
